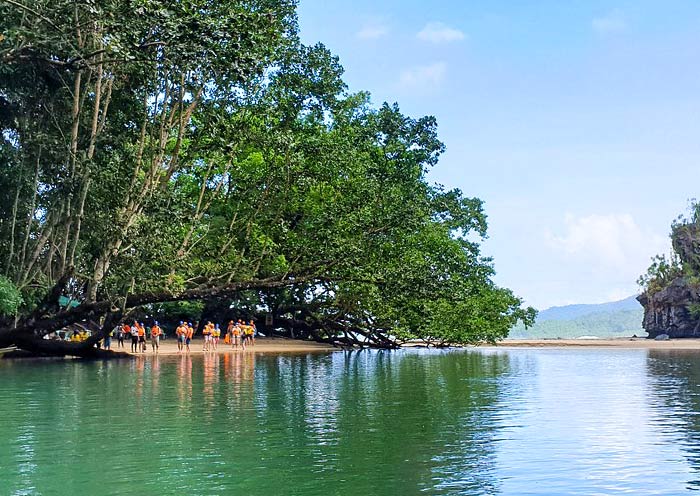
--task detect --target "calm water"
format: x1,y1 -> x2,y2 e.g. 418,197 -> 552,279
2,348 -> 700,495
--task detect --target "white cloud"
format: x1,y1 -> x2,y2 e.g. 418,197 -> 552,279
417,22 -> 465,43
398,62 -> 447,91
545,213 -> 668,278
592,9 -> 627,34
356,21 -> 389,40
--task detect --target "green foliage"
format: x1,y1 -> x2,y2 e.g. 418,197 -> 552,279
638,253 -> 682,296
149,301 -> 205,323
0,0 -> 534,347
688,303 -> 700,320
0,276 -> 22,316
640,200 -> 700,298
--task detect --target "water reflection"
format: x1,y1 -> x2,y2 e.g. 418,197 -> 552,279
647,350 -> 700,490
248,349 -> 513,494
177,353 -> 193,409
3,349 -> 700,495
492,348 -> 695,496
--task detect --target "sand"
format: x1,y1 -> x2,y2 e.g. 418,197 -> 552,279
493,338 -> 700,350
110,336 -> 337,356
96,336 -> 700,356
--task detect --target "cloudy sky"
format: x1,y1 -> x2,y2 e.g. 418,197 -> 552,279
297,0 -> 700,309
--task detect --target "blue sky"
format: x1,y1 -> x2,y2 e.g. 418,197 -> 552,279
297,0 -> 700,309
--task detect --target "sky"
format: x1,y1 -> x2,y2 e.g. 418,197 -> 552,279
296,0 -> 700,309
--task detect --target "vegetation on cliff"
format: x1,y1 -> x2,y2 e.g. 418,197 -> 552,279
638,203 -> 700,297
638,202 -> 700,337
0,0 -> 534,355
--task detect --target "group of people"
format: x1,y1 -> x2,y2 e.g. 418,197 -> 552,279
115,321 -> 163,353
111,319 -> 257,354
225,319 -> 257,350
180,319 -> 256,352
175,322 -> 196,352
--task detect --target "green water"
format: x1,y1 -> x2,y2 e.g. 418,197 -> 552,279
2,348 -> 700,495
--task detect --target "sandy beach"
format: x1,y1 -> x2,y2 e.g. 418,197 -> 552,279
495,338 -> 700,349
109,337 -> 700,355
112,336 -> 338,356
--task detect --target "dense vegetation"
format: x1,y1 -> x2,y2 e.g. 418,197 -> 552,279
0,0 -> 534,355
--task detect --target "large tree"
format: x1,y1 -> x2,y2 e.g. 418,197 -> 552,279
0,0 -> 534,356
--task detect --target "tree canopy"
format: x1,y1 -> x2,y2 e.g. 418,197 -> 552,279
0,0 -> 534,355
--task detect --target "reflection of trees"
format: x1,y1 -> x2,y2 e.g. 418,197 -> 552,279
0,350 -> 513,494
646,350 -> 700,490
254,350 -> 512,494
332,350 -> 513,495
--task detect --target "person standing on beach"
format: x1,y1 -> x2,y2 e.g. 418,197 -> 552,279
238,320 -> 247,350
130,322 -> 139,353
176,321 -> 185,352
227,321 -> 236,348
119,323 -> 128,349
224,322 -> 231,345
213,324 -> 221,351
243,323 -> 253,348
138,322 -> 146,353
202,322 -> 212,352
233,321 -> 241,349
104,327 -> 114,350
150,322 -> 162,353
186,323 -> 194,353
249,320 -> 257,347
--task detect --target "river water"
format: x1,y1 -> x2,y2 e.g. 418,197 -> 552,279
1,348 -> 700,495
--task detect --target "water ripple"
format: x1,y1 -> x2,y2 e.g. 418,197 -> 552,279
1,349 -> 700,494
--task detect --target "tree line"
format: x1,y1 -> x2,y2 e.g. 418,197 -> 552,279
0,0 -> 535,356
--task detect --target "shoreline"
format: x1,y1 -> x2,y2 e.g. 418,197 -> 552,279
9,336 -> 700,360
109,336 -> 338,356
492,338 -> 700,349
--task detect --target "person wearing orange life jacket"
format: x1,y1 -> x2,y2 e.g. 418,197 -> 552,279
226,320 -> 234,347
243,322 -> 254,348
119,323 -> 129,349
249,320 -> 257,347
212,324 -> 221,351
231,321 -> 241,349
224,321 -> 231,345
202,321 -> 213,352
175,321 -> 185,352
137,322 -> 146,353
150,322 -> 162,353
237,319 -> 247,350
185,323 -> 194,353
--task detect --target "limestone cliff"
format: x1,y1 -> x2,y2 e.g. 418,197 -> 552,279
638,277 -> 700,338
639,221 -> 700,338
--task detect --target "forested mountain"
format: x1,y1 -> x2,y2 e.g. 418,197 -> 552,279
536,296 -> 641,321
509,297 -> 644,339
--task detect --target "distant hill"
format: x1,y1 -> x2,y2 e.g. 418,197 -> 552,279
537,296 -> 641,321
509,296 -> 645,339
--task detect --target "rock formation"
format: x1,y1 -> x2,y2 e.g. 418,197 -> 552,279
638,277 -> 700,338
639,221 -> 700,338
